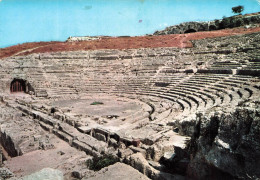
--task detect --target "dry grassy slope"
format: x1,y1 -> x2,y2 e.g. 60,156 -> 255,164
0,25 -> 260,60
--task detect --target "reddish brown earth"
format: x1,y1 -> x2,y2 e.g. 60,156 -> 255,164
0,42 -> 59,59
1,25 -> 260,59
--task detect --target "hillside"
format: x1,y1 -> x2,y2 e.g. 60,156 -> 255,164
0,24 -> 259,60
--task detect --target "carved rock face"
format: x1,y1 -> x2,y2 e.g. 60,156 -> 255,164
187,107 -> 260,179
154,14 -> 260,35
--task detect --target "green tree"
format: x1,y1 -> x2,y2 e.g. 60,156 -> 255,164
232,5 -> 244,15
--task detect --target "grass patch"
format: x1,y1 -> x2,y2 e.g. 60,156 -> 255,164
90,101 -> 104,105
86,154 -> 119,171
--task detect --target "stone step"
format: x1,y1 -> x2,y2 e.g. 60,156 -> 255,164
16,104 -> 108,157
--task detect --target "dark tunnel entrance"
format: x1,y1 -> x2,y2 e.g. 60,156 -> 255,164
184,29 -> 197,33
10,79 -> 26,93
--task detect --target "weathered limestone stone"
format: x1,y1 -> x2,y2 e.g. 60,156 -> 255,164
148,161 -> 165,171
118,148 -> 134,159
21,168 -> 63,180
163,151 -> 176,161
128,153 -> 184,180
86,162 -> 150,180
129,146 -> 146,157
78,126 -> 92,134
132,139 -> 141,147
108,138 -> 118,148
186,105 -> 260,179
128,152 -> 156,178
95,133 -> 106,142
67,36 -> 100,42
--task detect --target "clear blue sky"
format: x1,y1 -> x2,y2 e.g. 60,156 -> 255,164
0,0 -> 259,48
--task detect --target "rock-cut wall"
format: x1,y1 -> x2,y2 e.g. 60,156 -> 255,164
154,13 -> 260,35
179,102 -> 260,179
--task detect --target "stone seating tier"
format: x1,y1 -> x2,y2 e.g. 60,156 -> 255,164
1,32 -> 260,180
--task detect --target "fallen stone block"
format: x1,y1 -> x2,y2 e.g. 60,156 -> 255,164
95,133 -> 106,142
85,162 -> 150,180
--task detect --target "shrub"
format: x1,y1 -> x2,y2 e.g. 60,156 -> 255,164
90,101 -> 104,105
251,16 -> 259,23
235,19 -> 244,27
228,16 -> 237,28
214,19 -> 220,26
86,154 -> 119,171
220,16 -> 230,29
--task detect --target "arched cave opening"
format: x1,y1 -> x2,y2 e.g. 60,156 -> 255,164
184,29 -> 197,34
209,25 -> 217,31
10,79 -> 26,93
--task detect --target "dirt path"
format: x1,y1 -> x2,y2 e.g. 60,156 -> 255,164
11,44 -> 52,57
0,41 -> 61,59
